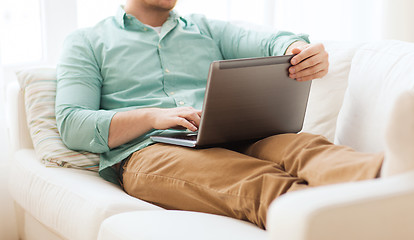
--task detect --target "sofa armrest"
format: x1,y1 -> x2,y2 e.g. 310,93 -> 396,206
9,149 -> 162,240
6,80 -> 33,153
267,172 -> 414,240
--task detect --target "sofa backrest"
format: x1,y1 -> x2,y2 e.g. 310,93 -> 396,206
335,40 -> 414,152
302,41 -> 363,142
7,41 -> 360,153
7,40 -> 380,155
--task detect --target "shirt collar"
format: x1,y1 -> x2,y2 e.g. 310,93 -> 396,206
115,6 -> 188,29
168,10 -> 189,28
115,6 -> 127,28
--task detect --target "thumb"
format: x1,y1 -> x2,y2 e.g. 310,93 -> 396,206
292,44 -> 309,54
291,47 -> 303,55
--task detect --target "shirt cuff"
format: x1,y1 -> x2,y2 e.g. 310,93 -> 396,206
90,110 -> 117,152
275,33 -> 311,56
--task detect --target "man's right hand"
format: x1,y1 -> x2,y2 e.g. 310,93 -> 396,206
148,107 -> 202,132
108,107 -> 202,149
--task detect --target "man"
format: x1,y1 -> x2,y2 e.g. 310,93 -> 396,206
56,0 -> 412,228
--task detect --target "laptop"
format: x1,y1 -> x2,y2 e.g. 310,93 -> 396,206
150,55 -> 312,148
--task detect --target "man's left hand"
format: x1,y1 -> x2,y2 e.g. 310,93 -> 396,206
285,42 -> 329,81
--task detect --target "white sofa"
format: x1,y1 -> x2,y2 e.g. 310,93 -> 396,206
6,40 -> 414,240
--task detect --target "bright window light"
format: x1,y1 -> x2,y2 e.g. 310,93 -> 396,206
175,0 -> 268,26
0,0 -> 43,65
77,0 -> 126,28
0,0 -> 387,67
227,0 -> 267,26
76,0 -> 268,29
273,0 -> 383,41
175,0 -> 229,21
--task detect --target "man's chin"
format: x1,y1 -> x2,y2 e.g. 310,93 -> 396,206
150,5 -> 175,12
160,6 -> 175,11
157,0 -> 177,11
141,0 -> 177,12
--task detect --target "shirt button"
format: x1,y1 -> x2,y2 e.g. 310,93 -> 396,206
143,27 -> 148,31
127,16 -> 131,19
165,69 -> 170,73
179,101 -> 185,105
158,44 -> 162,49
170,92 -> 175,95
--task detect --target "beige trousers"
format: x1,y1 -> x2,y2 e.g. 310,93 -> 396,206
122,133 -> 383,229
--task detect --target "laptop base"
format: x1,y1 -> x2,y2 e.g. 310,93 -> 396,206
150,132 -> 198,148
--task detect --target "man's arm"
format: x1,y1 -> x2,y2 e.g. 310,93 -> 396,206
191,15 -> 328,81
56,30 -> 117,153
191,15 -> 309,59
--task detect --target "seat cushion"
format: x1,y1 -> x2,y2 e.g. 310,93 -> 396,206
9,149 -> 162,240
97,210 -> 266,240
335,40 -> 414,152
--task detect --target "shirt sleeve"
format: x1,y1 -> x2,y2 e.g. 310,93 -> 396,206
189,15 -> 310,59
56,29 -> 116,153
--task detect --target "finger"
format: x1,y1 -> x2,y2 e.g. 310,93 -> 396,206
290,52 -> 326,74
291,43 -> 323,65
192,109 -> 202,117
291,47 -> 302,55
180,111 -> 201,127
290,61 -> 328,79
188,112 -> 201,127
290,46 -> 307,64
296,69 -> 328,82
175,117 -> 198,131
177,107 -> 200,117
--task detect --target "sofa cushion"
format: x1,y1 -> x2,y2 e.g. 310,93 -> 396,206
335,40 -> 414,152
17,68 -> 100,171
302,41 -> 362,142
97,210 -> 266,240
9,149 -> 161,240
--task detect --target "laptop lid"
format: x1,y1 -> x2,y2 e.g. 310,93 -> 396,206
195,55 -> 312,146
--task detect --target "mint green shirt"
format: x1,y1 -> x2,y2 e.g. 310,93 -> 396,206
56,7 -> 310,185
